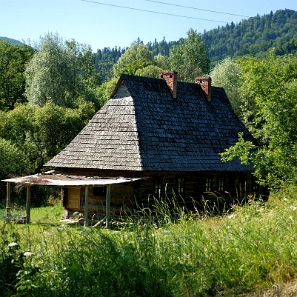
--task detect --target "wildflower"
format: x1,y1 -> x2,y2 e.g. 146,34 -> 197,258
23,251 -> 34,257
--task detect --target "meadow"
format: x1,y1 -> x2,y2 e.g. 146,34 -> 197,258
1,187 -> 297,297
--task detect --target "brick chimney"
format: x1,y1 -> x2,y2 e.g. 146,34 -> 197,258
195,77 -> 211,102
159,71 -> 177,99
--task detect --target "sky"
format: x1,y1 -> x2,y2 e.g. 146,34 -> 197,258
1,0 -> 297,52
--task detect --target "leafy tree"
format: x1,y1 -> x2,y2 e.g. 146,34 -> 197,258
221,52 -> 297,188
169,29 -> 210,82
112,42 -> 153,77
95,78 -> 118,107
0,40 -> 34,110
25,33 -> 101,108
69,41 -> 102,110
153,54 -> 170,70
210,57 -> 243,120
0,137 -> 32,198
0,138 -> 32,179
120,58 -> 152,75
0,102 -> 95,173
135,65 -> 163,78
25,33 -> 77,107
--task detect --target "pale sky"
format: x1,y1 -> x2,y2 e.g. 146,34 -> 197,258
1,0 -> 297,52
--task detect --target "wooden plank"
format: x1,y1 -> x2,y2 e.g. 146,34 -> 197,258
67,187 -> 81,209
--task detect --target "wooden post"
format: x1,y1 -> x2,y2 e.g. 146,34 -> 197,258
6,182 -> 11,219
84,186 -> 89,227
26,185 -> 31,224
106,185 -> 111,228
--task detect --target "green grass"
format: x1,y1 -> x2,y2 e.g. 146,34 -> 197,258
0,205 -> 64,225
1,188 -> 297,296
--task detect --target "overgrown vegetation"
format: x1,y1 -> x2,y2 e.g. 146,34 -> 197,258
1,188 -> 297,296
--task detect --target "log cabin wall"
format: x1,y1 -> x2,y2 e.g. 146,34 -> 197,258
61,168 -> 260,217
63,184 -> 134,218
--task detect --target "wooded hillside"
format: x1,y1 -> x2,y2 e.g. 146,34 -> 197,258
202,9 -> 297,64
92,9 -> 297,71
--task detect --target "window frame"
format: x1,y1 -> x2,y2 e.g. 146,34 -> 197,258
205,177 -> 212,192
177,177 -> 185,195
154,177 -> 163,197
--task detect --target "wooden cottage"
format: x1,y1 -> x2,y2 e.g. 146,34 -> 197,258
42,71 -> 259,218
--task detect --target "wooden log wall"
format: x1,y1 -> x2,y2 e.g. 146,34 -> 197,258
61,168 -> 262,217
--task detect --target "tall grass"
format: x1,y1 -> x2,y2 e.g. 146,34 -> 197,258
1,187 -> 297,296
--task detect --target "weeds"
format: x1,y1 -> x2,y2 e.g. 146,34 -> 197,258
1,188 -> 297,296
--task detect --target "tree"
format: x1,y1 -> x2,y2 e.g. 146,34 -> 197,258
95,78 -> 118,107
0,40 -> 34,110
120,59 -> 152,75
25,33 -> 101,108
221,52 -> 297,188
135,65 -> 163,78
0,101 -> 95,173
0,137 -> 32,198
25,33 -> 77,107
153,54 -> 170,70
112,42 -> 153,77
210,57 -> 243,120
169,29 -> 210,82
0,138 -> 32,178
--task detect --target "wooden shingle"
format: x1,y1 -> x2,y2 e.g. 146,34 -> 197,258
45,74 -> 254,172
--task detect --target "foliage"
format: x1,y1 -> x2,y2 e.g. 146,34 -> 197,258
0,102 -> 95,173
202,9 -> 297,66
87,9 -> 297,81
153,53 -> 170,70
0,138 -> 31,178
135,64 -> 163,78
222,52 -> 297,188
120,58 -> 152,75
210,57 -> 243,119
169,29 -> 210,82
93,46 -> 127,81
0,137 -> 32,198
0,40 -> 34,110
95,78 -> 119,107
2,189 -> 297,296
112,41 -> 153,77
25,33 -> 101,109
93,38 -> 177,82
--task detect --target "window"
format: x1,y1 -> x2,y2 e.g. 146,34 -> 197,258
205,177 -> 212,191
218,177 -> 224,191
154,177 -> 163,196
93,186 -> 106,196
177,177 -> 185,195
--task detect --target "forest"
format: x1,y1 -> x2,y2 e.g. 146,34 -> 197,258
92,9 -> 297,72
0,9 -> 297,204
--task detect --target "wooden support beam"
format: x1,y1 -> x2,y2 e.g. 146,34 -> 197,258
84,186 -> 89,227
26,185 -> 31,224
6,182 -> 11,219
106,185 -> 111,228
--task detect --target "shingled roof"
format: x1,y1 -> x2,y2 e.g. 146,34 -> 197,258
45,74 -> 254,172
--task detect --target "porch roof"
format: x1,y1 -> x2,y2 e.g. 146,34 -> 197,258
2,170 -> 143,187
